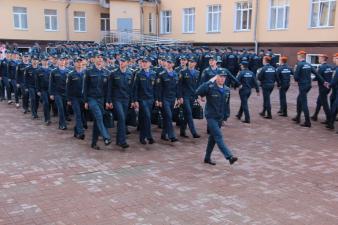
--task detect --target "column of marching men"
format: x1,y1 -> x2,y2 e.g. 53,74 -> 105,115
0,43 -> 338,166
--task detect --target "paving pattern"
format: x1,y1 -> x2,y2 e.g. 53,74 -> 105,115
0,82 -> 338,225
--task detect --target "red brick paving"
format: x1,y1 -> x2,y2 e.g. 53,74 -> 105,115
0,82 -> 338,225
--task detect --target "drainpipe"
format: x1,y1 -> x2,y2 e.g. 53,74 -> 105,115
140,0 -> 144,35
65,0 -> 71,42
155,0 -> 160,38
253,0 -> 259,53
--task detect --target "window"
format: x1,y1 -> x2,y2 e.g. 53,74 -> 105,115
44,9 -> 58,31
235,1 -> 252,31
149,13 -> 154,33
100,13 -> 110,31
74,11 -> 86,32
306,54 -> 321,66
311,0 -> 336,28
160,10 -> 172,34
183,8 -> 195,33
269,0 -> 289,29
13,7 -> 28,29
207,5 -> 221,32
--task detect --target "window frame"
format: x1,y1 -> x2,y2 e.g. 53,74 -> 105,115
306,53 -> 321,67
310,0 -> 336,28
74,11 -> 87,32
44,9 -> 58,32
268,0 -> 290,30
235,1 -> 253,32
207,4 -> 222,33
160,10 -> 172,34
100,13 -> 110,32
149,13 -> 154,34
182,7 -> 196,33
13,7 -> 28,30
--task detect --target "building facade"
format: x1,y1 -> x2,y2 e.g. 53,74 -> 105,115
0,0 -> 337,64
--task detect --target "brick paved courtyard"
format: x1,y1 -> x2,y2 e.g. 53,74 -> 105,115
0,83 -> 338,225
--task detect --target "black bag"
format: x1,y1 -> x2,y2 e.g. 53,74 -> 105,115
157,109 -> 164,129
103,110 -> 114,128
126,108 -> 138,127
192,100 -> 204,119
173,106 -> 184,126
151,106 -> 160,125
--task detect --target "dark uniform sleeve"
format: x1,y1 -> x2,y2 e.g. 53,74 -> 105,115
257,67 -> 264,82
83,70 -> 89,103
177,71 -> 183,99
226,69 -> 240,87
276,67 -> 281,87
107,71 -> 113,104
294,63 -> 301,82
330,69 -> 338,87
132,72 -> 139,102
65,72 -> 71,101
196,81 -> 210,97
253,74 -> 260,93
312,66 -> 325,84
49,70 -> 55,96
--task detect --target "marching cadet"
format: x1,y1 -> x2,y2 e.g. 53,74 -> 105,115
16,53 -> 30,113
222,47 -> 239,77
8,51 -> 19,106
66,56 -> 86,140
235,61 -> 260,123
157,56 -> 180,142
257,56 -> 278,119
200,55 -> 219,84
178,57 -> 201,138
196,69 -> 238,166
107,55 -> 133,149
83,52 -> 112,150
49,54 -> 70,130
327,53 -> 338,131
292,51 -> 327,127
1,51 -> 11,103
276,56 -> 293,117
311,54 -> 333,124
175,55 -> 188,73
132,56 -> 157,145
24,55 -> 40,119
36,55 -> 52,125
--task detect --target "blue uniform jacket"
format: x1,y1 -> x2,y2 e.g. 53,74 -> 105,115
157,69 -> 179,102
24,66 -> 39,89
178,68 -> 200,99
196,81 -> 230,121
49,68 -> 69,96
132,69 -> 157,102
36,67 -> 51,92
66,70 -> 84,100
257,64 -> 278,87
237,69 -> 260,92
276,64 -> 293,88
107,68 -> 133,103
83,66 -> 110,102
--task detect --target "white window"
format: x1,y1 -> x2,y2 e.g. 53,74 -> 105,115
44,9 -> 58,31
306,54 -> 321,66
207,5 -> 221,32
74,11 -> 86,32
160,10 -> 172,34
311,0 -> 336,28
269,0 -> 289,30
235,1 -> 252,31
183,8 -> 195,33
149,13 -> 154,33
100,13 -> 110,31
13,7 -> 28,29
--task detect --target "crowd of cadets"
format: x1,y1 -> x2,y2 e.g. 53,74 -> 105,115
0,42 -> 338,166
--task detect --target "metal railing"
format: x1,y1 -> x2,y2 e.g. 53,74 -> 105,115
100,30 -> 188,47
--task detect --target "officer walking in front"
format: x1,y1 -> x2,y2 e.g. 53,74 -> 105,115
257,56 -> 278,119
66,56 -> 86,140
16,53 -> 30,113
83,52 -> 112,150
107,55 -> 133,149
236,61 -> 260,123
276,56 -> 293,117
196,69 -> 238,166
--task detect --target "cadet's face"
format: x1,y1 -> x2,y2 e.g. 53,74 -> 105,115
188,61 -> 196,68
216,75 -> 226,85
41,60 -> 48,66
167,62 -> 174,69
319,56 -> 327,63
95,56 -> 104,65
209,59 -> 216,67
141,61 -> 150,69
119,61 -> 128,68
58,59 -> 66,67
32,59 -> 39,66
297,55 -> 304,61
74,61 -> 83,69
180,59 -> 188,66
